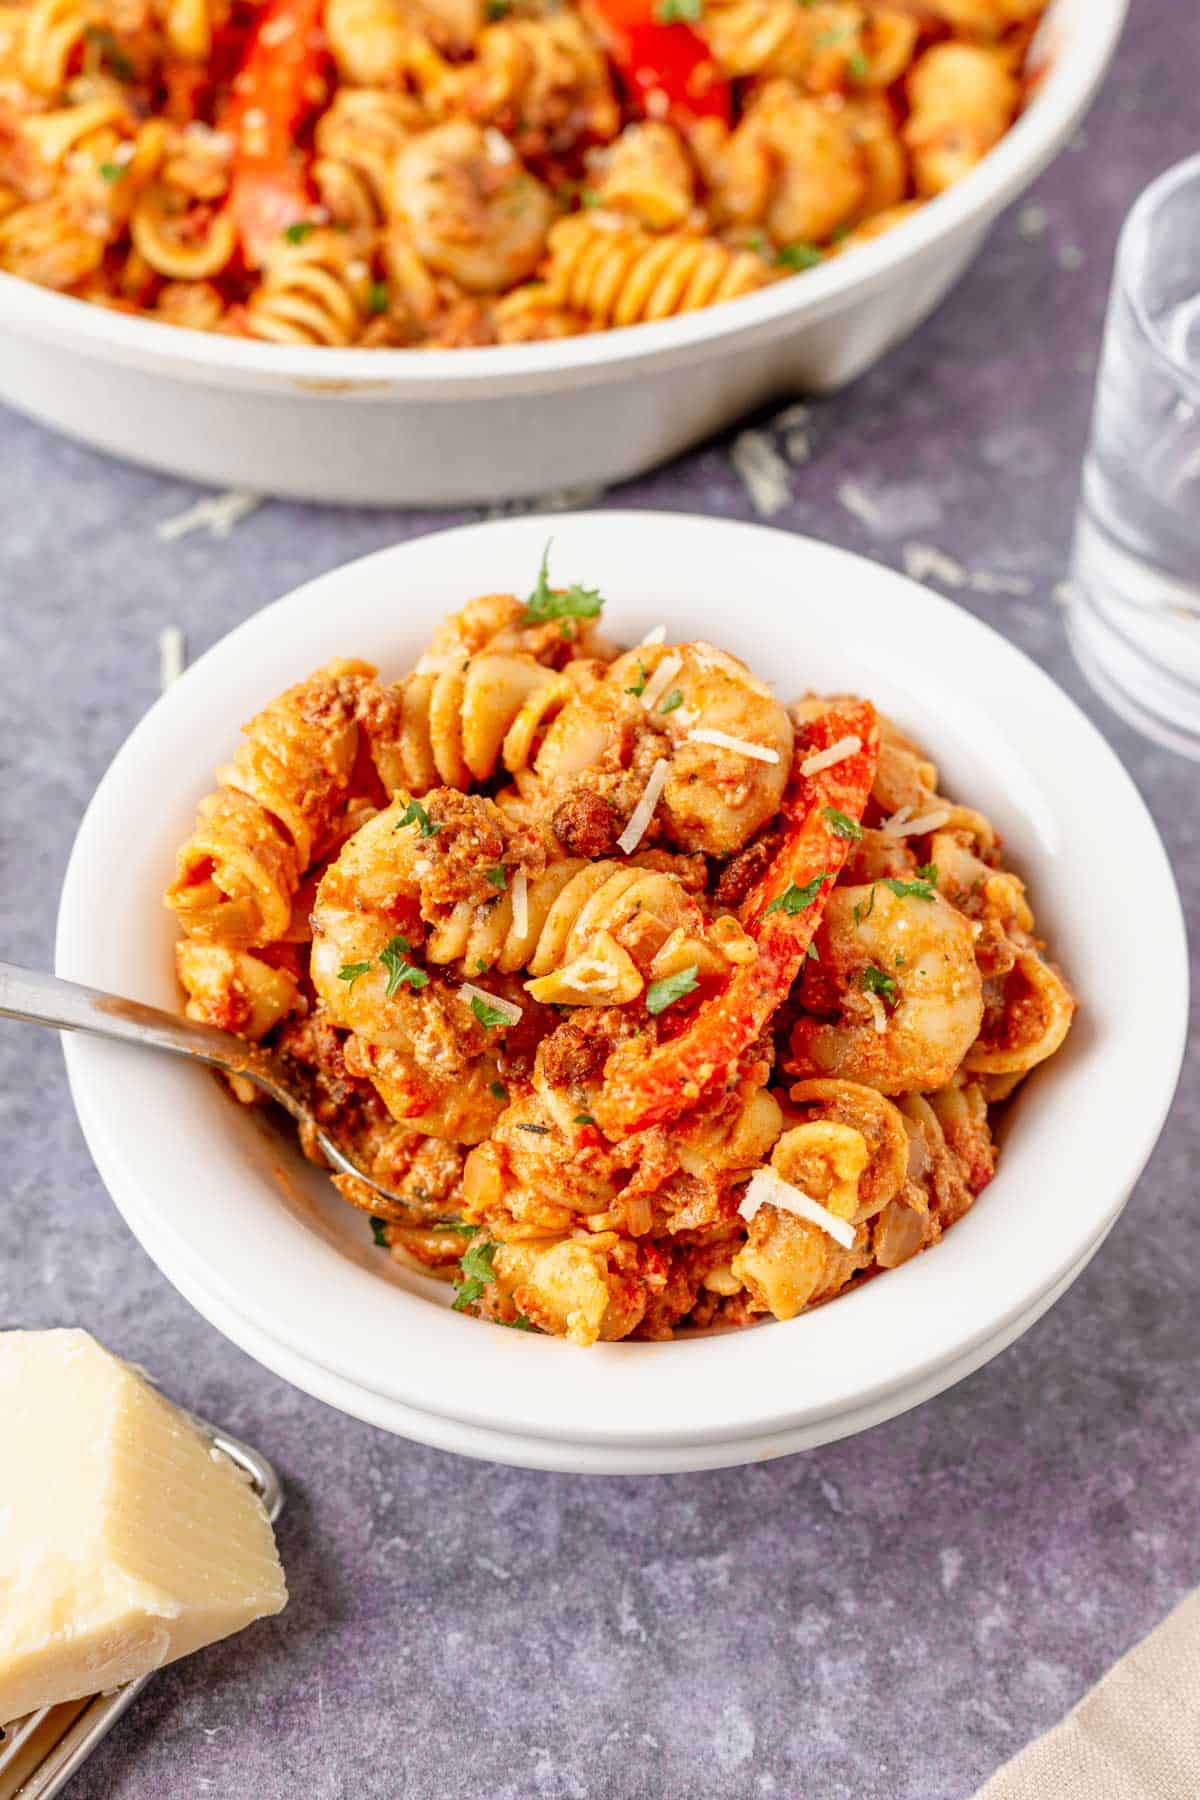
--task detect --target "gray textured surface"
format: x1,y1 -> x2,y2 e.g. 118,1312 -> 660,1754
1,7 -> 1198,1797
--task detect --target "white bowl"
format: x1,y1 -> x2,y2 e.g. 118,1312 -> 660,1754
2,0 -> 1124,507
56,514 -> 1186,1470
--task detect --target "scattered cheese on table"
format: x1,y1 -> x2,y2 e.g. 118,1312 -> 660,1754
0,1329 -> 287,1726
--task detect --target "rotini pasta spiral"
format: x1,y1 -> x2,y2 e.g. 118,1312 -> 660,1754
398,652 -> 575,792
313,90 -> 425,228
166,660 -> 405,946
460,15 -> 620,155
593,122 -> 695,232
542,213 -> 771,328
245,227 -> 374,346
20,0 -> 89,94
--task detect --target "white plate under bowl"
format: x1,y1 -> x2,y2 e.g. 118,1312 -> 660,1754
0,0 -> 1125,505
57,514 -> 1187,1465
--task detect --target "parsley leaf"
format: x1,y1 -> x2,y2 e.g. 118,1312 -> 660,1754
573,1112 -> 596,1126
283,220 -> 315,244
433,1219 -> 476,1237
659,688 -> 684,715
338,960 -> 372,987
625,660 -> 648,698
470,994 -> 512,1030
502,1313 -> 534,1330
764,873 -> 831,916
646,965 -> 699,1015
85,25 -> 134,78
486,0 -> 511,17
822,806 -> 862,841
656,0 -> 702,18
367,280 -> 389,314
879,870 -> 938,902
485,865 -> 507,890
98,161 -> 125,183
777,241 -> 824,271
847,48 -> 870,81
862,965 -> 898,1006
369,1216 -> 390,1247
489,1081 -> 509,1101
380,935 -> 429,998
522,541 -> 605,625
395,798 -> 440,837
452,1238 -> 497,1311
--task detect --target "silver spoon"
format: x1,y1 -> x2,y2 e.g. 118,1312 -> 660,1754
0,961 -> 406,1210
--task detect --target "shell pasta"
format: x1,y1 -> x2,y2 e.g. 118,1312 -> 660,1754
0,0 -> 1045,346
165,556 -> 1074,1343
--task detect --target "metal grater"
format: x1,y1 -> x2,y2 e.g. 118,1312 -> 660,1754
0,1423 -> 284,1800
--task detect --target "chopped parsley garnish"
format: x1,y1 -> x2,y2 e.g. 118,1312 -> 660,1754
847,49 -> 870,81
764,873 -> 831,916
98,161 -> 125,183
486,0 -> 511,17
517,1122 -> 551,1134
659,688 -> 684,715
916,862 -> 938,883
433,1219 -> 476,1236
502,1313 -> 533,1330
367,280 -> 389,314
369,1216 -> 390,1248
380,935 -> 429,998
86,26 -> 134,79
395,798 -> 440,837
822,806 -> 862,841
624,660 -> 648,698
283,220 -> 316,244
645,965 -> 699,1015
470,994 -> 512,1030
489,1081 -> 509,1101
485,865 -> 507,890
862,965 -> 898,1006
452,1238 -> 497,1312
854,867 -> 939,922
777,241 -> 824,271
338,960 -> 372,988
522,541 -> 605,625
580,187 -> 601,208
573,1112 -> 596,1126
656,0 -> 702,18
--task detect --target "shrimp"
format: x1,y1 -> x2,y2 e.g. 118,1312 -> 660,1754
392,122 -> 554,293
595,699 -> 878,1136
536,639 -> 794,858
788,882 -> 984,1095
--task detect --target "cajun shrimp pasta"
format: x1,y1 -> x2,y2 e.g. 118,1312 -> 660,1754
164,555 -> 1074,1343
0,0 -> 1046,346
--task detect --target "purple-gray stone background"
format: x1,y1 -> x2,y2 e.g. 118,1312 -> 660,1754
1,5 -> 1197,1795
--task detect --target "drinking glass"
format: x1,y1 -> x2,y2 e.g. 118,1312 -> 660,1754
1069,153 -> 1200,757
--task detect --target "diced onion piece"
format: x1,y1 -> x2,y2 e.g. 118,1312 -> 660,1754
639,625 -> 667,646
737,1167 -> 857,1249
617,757 -> 670,855
511,867 -> 528,940
864,991 -> 889,1035
459,983 -> 523,1027
639,654 -> 683,713
685,727 -> 780,765
885,808 -> 952,837
800,735 -> 862,778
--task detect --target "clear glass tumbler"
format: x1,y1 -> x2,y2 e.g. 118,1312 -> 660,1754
1069,153 -> 1200,757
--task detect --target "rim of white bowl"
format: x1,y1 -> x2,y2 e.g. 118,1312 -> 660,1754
56,513 -> 1187,1450
2,0 -> 1126,394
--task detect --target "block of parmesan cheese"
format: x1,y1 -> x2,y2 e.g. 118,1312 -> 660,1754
0,1329 -> 287,1725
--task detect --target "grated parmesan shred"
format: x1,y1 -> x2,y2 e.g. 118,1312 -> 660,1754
884,808 -> 952,837
864,991 -> 889,1036
737,1168 -> 857,1250
512,867 -> 529,940
639,654 -> 683,713
800,735 -> 862,778
686,728 -> 779,765
617,758 -> 670,855
459,983 -> 522,1027
639,625 -> 667,646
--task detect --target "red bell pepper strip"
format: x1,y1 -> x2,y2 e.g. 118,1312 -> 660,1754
583,0 -> 732,126
594,700 -> 879,1138
218,0 -> 330,267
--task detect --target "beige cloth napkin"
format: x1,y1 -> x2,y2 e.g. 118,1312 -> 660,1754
974,1589 -> 1200,1799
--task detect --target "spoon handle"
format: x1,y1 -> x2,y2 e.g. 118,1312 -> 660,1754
0,961 -> 260,1078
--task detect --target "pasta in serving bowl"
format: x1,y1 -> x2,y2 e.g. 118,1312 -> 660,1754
56,516 -> 1185,1466
0,0 -> 1126,504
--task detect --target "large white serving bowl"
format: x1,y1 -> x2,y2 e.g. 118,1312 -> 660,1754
2,0 -> 1124,507
56,514 -> 1186,1470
